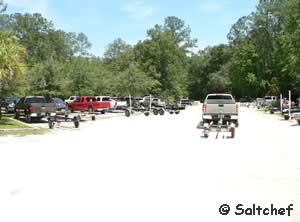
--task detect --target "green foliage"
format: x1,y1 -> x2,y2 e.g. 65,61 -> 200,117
1,1 -> 300,102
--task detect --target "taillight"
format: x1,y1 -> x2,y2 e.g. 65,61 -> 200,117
28,104 -> 32,112
202,103 -> 207,113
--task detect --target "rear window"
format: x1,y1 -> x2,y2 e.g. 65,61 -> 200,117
207,95 -> 233,100
25,97 -> 47,103
102,97 -> 111,101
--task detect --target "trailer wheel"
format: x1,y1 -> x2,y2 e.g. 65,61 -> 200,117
74,120 -> 80,128
125,109 -> 131,117
230,127 -> 235,138
144,112 -> 150,116
153,108 -> 158,115
48,120 -> 55,129
297,120 -> 300,125
159,109 -> 165,116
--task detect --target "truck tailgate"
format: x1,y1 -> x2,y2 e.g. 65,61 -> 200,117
206,103 -> 237,114
31,103 -> 56,113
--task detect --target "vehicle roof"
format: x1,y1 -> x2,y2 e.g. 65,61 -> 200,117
206,93 -> 232,96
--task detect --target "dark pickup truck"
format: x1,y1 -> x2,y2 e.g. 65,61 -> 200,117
15,96 -> 57,123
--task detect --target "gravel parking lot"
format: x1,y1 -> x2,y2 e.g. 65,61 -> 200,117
0,105 -> 300,222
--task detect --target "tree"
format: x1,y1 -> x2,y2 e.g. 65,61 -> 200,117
26,58 -> 68,97
0,0 -> 7,14
113,63 -> 156,96
104,38 -> 131,61
0,30 -> 26,91
0,30 -> 25,119
75,32 -> 91,56
147,16 -> 197,52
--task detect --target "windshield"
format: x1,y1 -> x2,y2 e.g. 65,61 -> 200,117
25,97 -> 47,104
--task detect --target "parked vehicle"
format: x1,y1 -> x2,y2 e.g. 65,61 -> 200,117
110,97 -> 128,109
68,96 -> 110,113
179,98 -> 192,106
65,96 -> 78,104
256,98 -> 265,109
51,97 -> 69,116
96,96 -> 117,109
264,96 -> 277,104
141,96 -> 166,108
0,97 -> 18,113
15,96 -> 57,123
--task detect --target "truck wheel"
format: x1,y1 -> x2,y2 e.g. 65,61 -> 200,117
170,111 -> 174,115
48,120 -> 55,129
153,109 -> 158,115
125,109 -> 131,117
144,112 -> 150,116
88,107 -> 93,113
284,115 -> 289,120
25,114 -> 32,123
101,110 -> 106,114
175,110 -> 180,115
159,109 -> 165,116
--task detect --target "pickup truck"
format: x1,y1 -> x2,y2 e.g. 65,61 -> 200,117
141,96 -> 166,108
15,96 -> 57,123
68,96 -> 110,113
202,93 -> 239,126
96,96 -> 117,109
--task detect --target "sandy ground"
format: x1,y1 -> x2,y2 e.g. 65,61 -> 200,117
0,105 -> 300,222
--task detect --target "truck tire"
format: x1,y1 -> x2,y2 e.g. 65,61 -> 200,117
144,112 -> 150,116
25,114 -> 32,123
159,109 -> 165,116
88,106 -> 93,113
175,110 -> 180,115
14,112 -> 19,119
101,110 -> 106,114
284,115 -> 289,120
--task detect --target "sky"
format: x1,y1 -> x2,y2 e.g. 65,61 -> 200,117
4,0 -> 258,57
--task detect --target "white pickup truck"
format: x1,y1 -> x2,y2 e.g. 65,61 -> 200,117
202,93 -> 239,127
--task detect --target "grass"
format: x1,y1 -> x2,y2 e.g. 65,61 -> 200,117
0,116 -> 29,129
0,128 -> 49,137
0,114 -> 49,136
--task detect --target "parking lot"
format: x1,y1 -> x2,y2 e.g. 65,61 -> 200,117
0,105 -> 300,222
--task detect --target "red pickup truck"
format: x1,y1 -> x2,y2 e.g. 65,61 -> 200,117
68,96 -> 111,113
